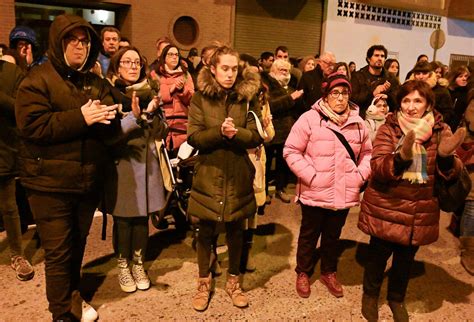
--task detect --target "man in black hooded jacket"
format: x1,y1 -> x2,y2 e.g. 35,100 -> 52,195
15,14 -> 118,321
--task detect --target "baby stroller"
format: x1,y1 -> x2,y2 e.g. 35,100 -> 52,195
151,140 -> 198,232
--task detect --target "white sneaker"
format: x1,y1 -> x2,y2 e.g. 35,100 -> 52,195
118,266 -> 137,293
71,290 -> 99,322
132,264 -> 150,290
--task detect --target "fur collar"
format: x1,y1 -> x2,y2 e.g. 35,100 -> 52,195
197,66 -> 261,101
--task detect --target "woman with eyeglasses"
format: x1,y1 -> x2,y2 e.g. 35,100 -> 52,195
105,46 -> 167,293
284,72 -> 372,299
152,44 -> 195,155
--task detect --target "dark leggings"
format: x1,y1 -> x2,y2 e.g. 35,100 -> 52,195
197,219 -> 244,277
113,216 -> 149,264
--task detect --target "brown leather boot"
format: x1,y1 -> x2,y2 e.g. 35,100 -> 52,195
361,293 -> 378,322
388,301 -> 409,322
192,275 -> 212,311
460,237 -> 474,275
225,274 -> 248,308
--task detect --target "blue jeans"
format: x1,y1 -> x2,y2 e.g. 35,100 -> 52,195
461,200 -> 474,237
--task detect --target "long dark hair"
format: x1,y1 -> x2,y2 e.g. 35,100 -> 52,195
384,58 -> 400,78
156,44 -> 188,76
106,46 -> 147,82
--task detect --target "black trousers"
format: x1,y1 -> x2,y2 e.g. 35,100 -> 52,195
265,143 -> 289,191
363,236 -> 419,302
197,219 -> 244,277
27,189 -> 98,320
113,216 -> 149,264
296,204 -> 348,275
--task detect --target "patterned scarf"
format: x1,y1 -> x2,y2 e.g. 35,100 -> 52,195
397,111 -> 435,184
319,99 -> 350,126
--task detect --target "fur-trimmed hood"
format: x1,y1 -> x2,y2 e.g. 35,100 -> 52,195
197,66 -> 261,102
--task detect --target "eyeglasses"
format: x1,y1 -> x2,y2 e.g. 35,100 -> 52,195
166,52 -> 179,58
65,36 -> 90,47
119,60 -> 142,68
329,90 -> 350,99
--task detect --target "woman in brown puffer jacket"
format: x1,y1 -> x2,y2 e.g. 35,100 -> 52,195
358,80 -> 465,322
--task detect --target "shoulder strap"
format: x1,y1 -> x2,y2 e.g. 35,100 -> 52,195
248,110 -> 266,139
327,127 -> 357,164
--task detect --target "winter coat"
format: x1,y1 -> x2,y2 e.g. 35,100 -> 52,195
450,86 -> 469,130
283,99 -> 372,210
187,67 -> 264,222
0,61 -> 24,178
156,68 -> 194,151
104,78 -> 167,217
358,112 -> 463,246
15,14 -> 118,194
351,65 -> 399,117
297,64 -> 325,116
261,72 -> 296,145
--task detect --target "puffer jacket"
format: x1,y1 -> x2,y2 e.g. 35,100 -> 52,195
156,68 -> 194,151
358,111 -> 463,246
283,99 -> 372,210
15,14 -> 118,193
260,71 -> 296,145
0,61 -> 24,177
187,67 -> 263,222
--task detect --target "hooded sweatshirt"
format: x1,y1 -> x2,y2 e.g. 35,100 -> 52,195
15,14 -> 118,193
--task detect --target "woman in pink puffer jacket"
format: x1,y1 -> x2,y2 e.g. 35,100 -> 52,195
283,72 -> 372,300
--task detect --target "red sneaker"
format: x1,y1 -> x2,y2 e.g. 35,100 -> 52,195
296,272 -> 311,298
320,272 -> 343,298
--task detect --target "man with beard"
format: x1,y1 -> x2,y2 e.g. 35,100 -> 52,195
297,51 -> 336,116
351,45 -> 399,117
261,59 -> 303,203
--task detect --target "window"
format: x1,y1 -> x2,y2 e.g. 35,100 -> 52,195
173,16 -> 199,46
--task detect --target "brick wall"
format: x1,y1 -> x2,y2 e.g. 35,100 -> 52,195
0,0 -> 15,46
127,0 -> 235,62
1,0 -> 234,62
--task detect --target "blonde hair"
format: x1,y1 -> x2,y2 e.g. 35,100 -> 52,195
270,58 -> 291,73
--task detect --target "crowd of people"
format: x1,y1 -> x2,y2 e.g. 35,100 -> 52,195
1,13 -> 473,322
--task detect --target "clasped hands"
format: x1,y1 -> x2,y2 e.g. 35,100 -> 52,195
399,127 -> 466,161
221,117 -> 238,139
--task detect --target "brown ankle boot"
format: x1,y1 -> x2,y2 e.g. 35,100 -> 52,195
192,275 -> 212,311
225,274 -> 248,308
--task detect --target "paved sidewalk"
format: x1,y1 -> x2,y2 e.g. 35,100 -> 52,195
1,198 -> 473,320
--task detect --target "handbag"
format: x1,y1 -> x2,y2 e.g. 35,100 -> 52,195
436,166 -> 471,212
327,127 -> 368,192
246,103 -> 267,199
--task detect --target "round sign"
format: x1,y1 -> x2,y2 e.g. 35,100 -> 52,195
430,29 -> 446,50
